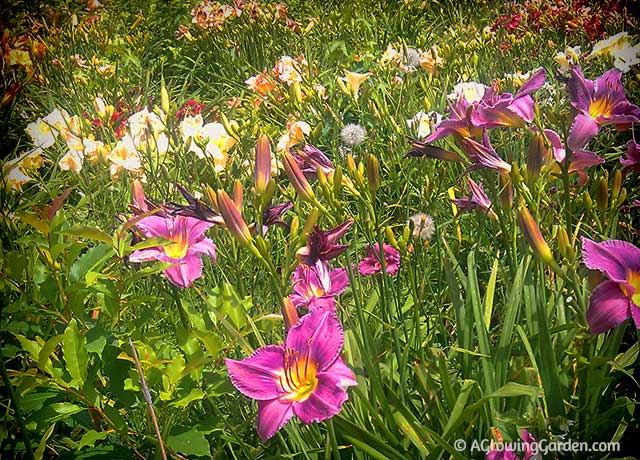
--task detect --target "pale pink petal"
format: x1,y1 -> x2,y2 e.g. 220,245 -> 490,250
225,345 -> 285,400
293,373 -> 349,425
129,248 -> 164,263
586,280 -> 632,334
188,237 -> 217,261
134,215 -> 170,238
544,128 -> 565,163
285,309 -> 343,372
257,398 -> 294,441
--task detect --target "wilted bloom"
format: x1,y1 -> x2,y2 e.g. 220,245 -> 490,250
406,111 -> 443,139
582,237 -> 640,334
129,215 -> 216,287
250,201 -> 293,236
290,260 -> 348,310
404,139 -> 461,161
166,184 -> 223,224
225,308 -> 357,440
621,140 -> 640,174
566,67 -> 640,151
359,243 -> 400,276
340,123 -> 367,146
451,177 -> 497,219
341,69 -> 371,97
296,220 -> 353,265
470,68 -> 545,129
291,144 -> 334,179
408,213 -> 435,240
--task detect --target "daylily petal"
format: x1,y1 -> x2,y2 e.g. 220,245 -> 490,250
567,66 -> 595,112
567,113 -> 599,151
134,215 -> 171,238
293,373 -> 349,425
257,398 -> 294,441
544,128 -> 566,162
285,309 -> 343,372
328,268 -> 349,296
506,95 -> 535,123
225,345 -> 286,400
586,280 -> 632,334
569,150 -> 604,174
631,306 -> 640,330
188,237 -> 217,261
323,357 -> 358,387
129,248 -> 163,263
164,255 -> 203,288
516,67 -> 546,97
582,237 -> 640,282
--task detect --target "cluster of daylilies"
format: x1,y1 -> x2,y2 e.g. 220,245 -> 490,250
410,63 -> 640,342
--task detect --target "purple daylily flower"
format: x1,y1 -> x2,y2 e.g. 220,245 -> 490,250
292,144 -> 335,179
358,243 -> 400,276
621,139 -> 640,174
486,448 -> 518,460
166,184 -> 224,224
566,66 -> 640,151
544,128 -> 604,185
582,237 -> 640,334
471,68 -> 546,129
129,215 -> 217,288
296,220 -> 354,265
425,97 -> 482,143
520,429 -> 536,460
462,132 -> 512,174
250,201 -> 294,236
289,260 -> 349,311
225,309 -> 357,441
451,177 -> 497,219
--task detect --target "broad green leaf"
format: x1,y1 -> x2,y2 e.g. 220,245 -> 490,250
17,212 -> 49,234
170,388 -> 205,408
168,428 -> 210,457
70,244 -> 114,283
62,319 -> 88,389
77,430 -> 109,450
38,335 -> 63,375
62,226 -> 112,244
485,382 -> 545,399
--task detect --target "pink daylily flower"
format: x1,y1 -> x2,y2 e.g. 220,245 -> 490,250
289,261 -> 349,310
462,132 -> 512,174
358,243 -> 400,276
130,215 -> 216,288
451,177 -> 497,219
544,128 -> 604,185
582,237 -> 640,334
296,220 -> 354,265
225,309 -> 357,441
471,68 -> 546,129
425,96 -> 482,143
566,66 -> 640,151
621,139 -> 640,174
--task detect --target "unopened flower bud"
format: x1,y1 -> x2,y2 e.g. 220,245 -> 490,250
527,130 -> 546,180
282,297 -> 300,330
556,226 -> 574,260
282,151 -> 315,202
366,154 -> 380,195
611,169 -> 622,203
160,78 -> 170,116
254,134 -> 272,196
217,189 -> 252,246
595,176 -> 608,216
499,173 -> 513,210
517,205 -> 554,265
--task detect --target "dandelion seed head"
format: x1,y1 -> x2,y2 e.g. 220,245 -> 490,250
408,212 -> 435,240
340,123 -> 367,146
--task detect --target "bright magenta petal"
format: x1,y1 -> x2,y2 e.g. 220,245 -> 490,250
544,128 -> 565,162
285,309 -> 343,372
323,357 -> 358,387
135,215 -> 170,238
293,373 -> 349,425
164,255 -> 203,288
582,237 -> 640,282
225,345 -> 285,400
586,280 -> 631,334
257,398 -> 294,441
567,113 -> 599,151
